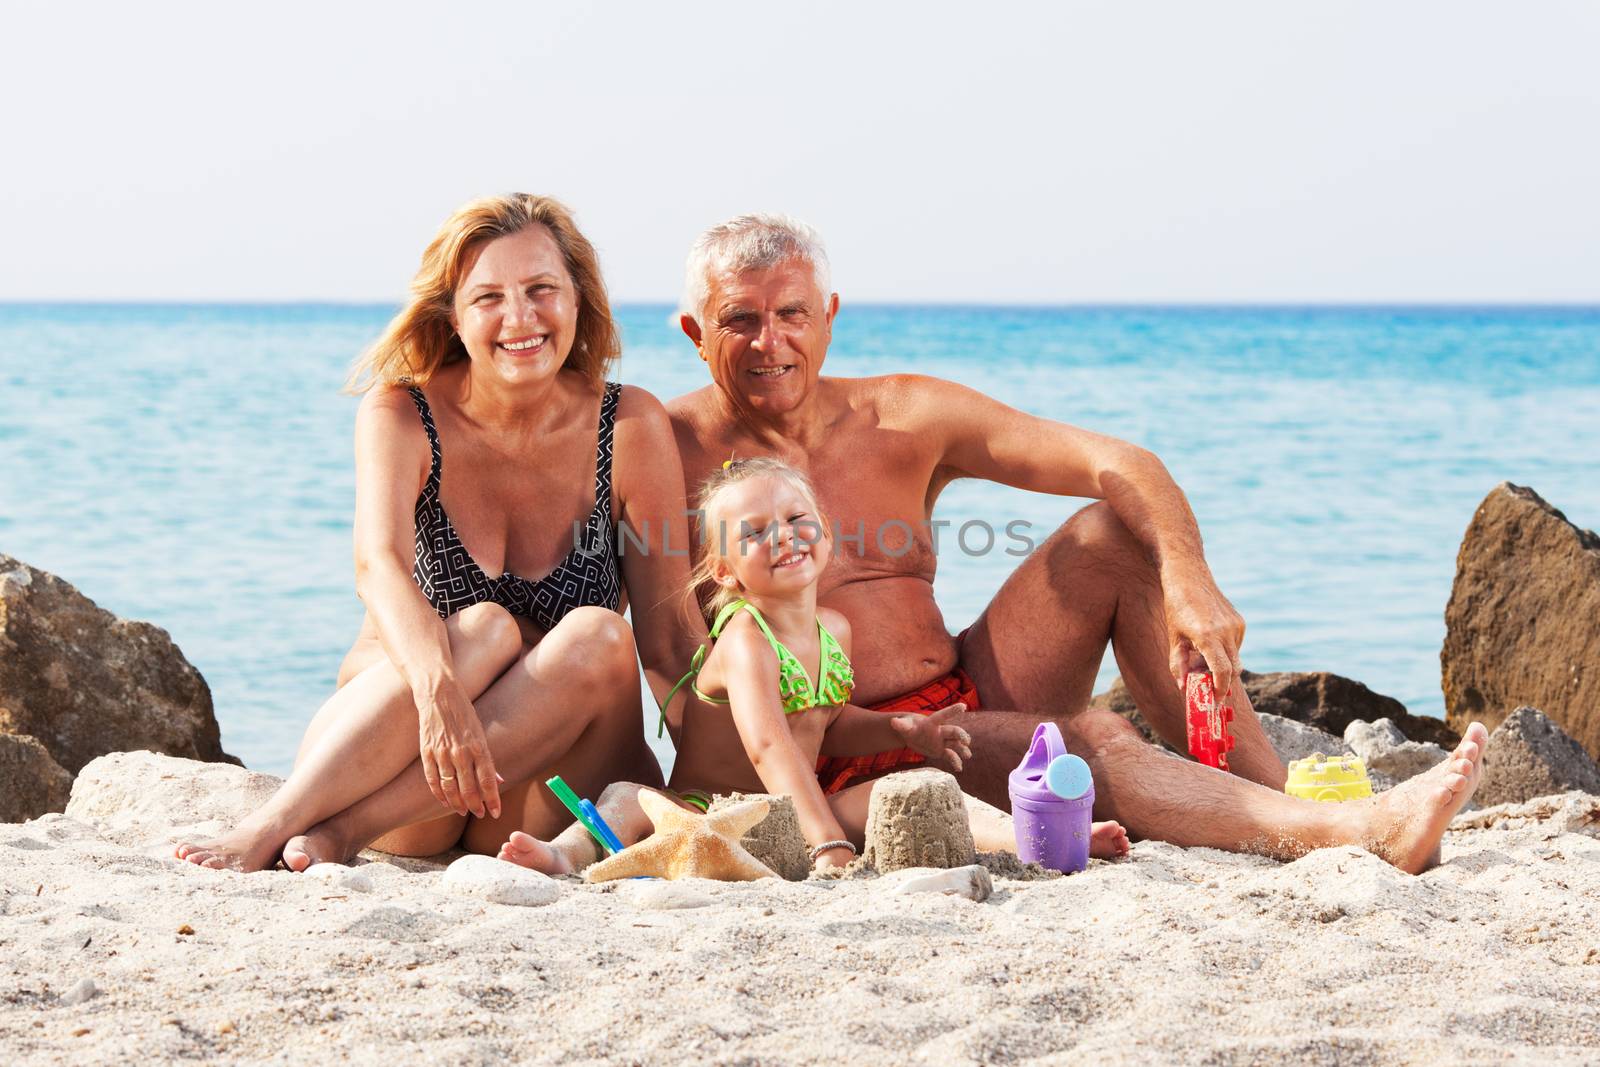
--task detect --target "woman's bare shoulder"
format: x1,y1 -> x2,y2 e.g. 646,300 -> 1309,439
614,385 -> 673,436
356,384 -> 424,428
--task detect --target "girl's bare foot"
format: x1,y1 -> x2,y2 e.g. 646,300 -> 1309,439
496,831 -> 575,876
174,821 -> 288,873
1090,820 -> 1130,859
1360,721 -> 1488,874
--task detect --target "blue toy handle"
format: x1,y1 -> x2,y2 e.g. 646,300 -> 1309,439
579,799 -> 625,854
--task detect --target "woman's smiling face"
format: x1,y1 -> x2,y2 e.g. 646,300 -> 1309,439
452,224 -> 579,384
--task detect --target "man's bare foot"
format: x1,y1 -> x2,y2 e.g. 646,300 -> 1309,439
174,824 -> 286,873
496,831 -> 575,876
1360,721 -> 1488,874
282,823 -> 361,873
1090,820 -> 1130,859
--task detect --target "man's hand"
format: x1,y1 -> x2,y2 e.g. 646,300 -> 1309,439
889,703 -> 973,772
1163,572 -> 1246,701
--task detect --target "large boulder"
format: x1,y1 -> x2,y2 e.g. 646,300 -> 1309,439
1089,671 -> 1458,750
1257,713 -> 1347,766
1441,484 -> 1600,756
1241,671 -> 1459,749
0,554 -> 234,774
1475,706 -> 1600,807
1343,719 -> 1449,784
0,733 -> 74,822
64,750 -> 280,848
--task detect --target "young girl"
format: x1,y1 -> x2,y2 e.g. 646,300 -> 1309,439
498,458 -> 1128,875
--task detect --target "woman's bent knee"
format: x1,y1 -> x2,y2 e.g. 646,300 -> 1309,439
541,607 -> 638,684
452,602 -> 522,660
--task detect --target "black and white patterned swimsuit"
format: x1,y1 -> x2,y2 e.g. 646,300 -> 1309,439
407,383 -> 622,633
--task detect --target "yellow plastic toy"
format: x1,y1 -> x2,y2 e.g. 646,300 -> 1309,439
1285,752 -> 1374,802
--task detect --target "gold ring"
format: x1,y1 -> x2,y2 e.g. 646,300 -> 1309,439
438,774 -> 456,781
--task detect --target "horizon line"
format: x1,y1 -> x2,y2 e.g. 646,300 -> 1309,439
4,299 -> 1600,312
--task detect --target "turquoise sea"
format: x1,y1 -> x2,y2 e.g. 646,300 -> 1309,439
3,305 -> 1598,776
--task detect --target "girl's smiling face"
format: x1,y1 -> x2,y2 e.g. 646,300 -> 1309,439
706,474 -> 831,602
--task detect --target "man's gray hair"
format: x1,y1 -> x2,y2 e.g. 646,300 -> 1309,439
680,213 -> 833,322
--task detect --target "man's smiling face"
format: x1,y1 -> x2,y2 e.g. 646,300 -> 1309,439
691,258 -> 837,416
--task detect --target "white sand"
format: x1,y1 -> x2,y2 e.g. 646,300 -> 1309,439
3,756 -> 1599,1065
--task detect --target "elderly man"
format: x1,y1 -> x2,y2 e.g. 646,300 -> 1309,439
665,213 -> 1487,873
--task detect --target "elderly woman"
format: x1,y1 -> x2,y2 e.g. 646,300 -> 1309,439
177,194 -> 698,871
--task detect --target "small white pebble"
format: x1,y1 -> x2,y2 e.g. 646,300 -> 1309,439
623,881 -> 714,910
883,864 -> 993,902
441,855 -> 561,907
303,864 -> 373,892
59,978 -> 98,1006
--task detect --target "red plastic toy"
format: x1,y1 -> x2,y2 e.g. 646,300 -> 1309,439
1185,671 -> 1235,771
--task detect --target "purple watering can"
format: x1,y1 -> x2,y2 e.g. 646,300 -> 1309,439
1008,722 -> 1095,874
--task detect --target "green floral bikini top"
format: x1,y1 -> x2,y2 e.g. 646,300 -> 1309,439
658,599 -> 855,737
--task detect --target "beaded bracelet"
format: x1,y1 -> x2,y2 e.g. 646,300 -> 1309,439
808,839 -> 857,861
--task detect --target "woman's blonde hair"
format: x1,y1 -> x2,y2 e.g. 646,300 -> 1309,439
348,194 -> 620,392
688,458 -> 829,620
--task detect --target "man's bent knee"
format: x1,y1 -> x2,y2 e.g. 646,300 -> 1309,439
1059,707 -> 1146,762
1060,501 -> 1144,562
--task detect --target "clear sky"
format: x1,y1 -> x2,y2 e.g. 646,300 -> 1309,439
5,1 -> 1598,304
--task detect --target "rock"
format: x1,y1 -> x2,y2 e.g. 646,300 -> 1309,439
863,769 -> 975,872
1344,719 -> 1449,783
621,880 -> 715,910
1451,790 -> 1600,839
0,733 -> 74,822
64,751 -> 282,848
1089,671 -> 1458,751
1240,671 -> 1459,749
1441,484 -> 1600,754
883,864 -> 993,902
707,791 -> 809,881
1257,713 -> 1348,766
440,854 -> 560,907
303,863 -> 374,892
58,978 -> 98,1006
1476,706 -> 1600,807
0,555 -> 235,774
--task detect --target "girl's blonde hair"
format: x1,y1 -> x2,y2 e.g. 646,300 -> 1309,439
347,193 -> 620,392
688,458 -> 829,620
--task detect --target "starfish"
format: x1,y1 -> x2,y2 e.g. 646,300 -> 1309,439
584,791 -> 777,883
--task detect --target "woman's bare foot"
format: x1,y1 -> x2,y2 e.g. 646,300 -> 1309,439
1090,820 -> 1130,859
282,822 -> 362,873
174,820 -> 289,873
1359,721 -> 1488,874
496,831 -> 576,876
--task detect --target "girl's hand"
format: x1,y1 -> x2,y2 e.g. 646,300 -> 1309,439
889,703 -> 973,772
416,680 -> 501,820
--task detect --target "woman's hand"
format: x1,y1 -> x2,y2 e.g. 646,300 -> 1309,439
888,703 -> 973,772
416,678 -> 502,820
